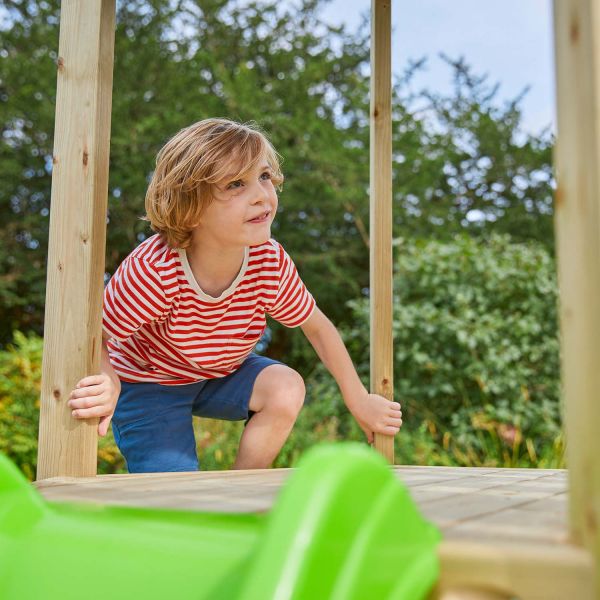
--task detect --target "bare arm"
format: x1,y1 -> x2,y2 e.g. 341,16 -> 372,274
101,330 -> 120,388
300,307 -> 402,443
301,308 -> 366,401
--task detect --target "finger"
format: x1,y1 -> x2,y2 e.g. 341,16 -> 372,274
70,384 -> 104,400
68,396 -> 108,410
75,375 -> 105,389
382,425 -> 401,436
389,401 -> 401,410
98,414 -> 112,437
361,428 -> 374,444
72,405 -> 111,419
387,417 -> 403,427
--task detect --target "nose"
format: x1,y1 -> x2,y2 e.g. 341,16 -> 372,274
249,179 -> 269,204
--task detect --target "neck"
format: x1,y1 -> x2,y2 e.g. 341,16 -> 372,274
187,231 -> 246,279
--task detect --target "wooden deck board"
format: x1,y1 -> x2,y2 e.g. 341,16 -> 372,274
34,465 -> 570,542
35,465 -> 592,598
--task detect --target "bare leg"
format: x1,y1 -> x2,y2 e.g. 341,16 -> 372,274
232,364 -> 305,470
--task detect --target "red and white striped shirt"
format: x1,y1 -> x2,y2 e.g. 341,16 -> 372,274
102,234 -> 316,385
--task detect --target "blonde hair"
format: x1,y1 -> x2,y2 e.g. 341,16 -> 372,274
142,118 -> 284,249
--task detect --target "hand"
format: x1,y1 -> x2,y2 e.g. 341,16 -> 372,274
68,374 -> 121,437
346,389 -> 403,444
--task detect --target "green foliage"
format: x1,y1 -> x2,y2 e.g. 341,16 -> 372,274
0,331 -> 41,479
194,418 -> 244,470
1,0 -> 554,355
343,233 -> 564,467
0,331 -> 126,480
398,55 -> 555,248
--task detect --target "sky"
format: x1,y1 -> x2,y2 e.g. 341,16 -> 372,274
1,1 -> 555,137
311,0 -> 556,138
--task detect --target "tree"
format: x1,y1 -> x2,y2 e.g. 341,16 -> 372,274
1,0 -> 555,358
393,54 -> 555,249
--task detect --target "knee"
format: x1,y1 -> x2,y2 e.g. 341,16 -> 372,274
253,365 -> 305,419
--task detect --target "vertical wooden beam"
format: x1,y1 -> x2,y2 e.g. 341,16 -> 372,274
553,0 -> 600,595
37,1 -> 116,479
370,0 -> 394,463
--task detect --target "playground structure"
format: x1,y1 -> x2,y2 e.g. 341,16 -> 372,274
22,0 -> 600,597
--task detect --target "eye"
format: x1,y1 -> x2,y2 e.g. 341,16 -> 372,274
226,180 -> 243,190
260,171 -> 272,180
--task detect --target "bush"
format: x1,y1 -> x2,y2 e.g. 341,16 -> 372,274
342,233 -> 564,467
0,331 -> 125,479
0,331 -> 41,479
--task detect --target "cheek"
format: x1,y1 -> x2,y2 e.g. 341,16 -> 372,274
221,202 -> 247,224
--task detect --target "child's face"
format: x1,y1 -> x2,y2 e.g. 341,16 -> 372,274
196,159 -> 278,248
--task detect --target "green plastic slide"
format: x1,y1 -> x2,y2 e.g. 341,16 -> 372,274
0,442 -> 441,599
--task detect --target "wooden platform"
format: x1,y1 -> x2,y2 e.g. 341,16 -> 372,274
34,465 -> 594,599
34,465 -> 565,543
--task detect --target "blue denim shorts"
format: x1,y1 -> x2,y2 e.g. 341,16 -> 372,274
111,352 -> 283,473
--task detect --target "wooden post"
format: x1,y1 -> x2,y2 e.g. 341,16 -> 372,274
37,1 -> 116,479
553,0 -> 600,595
370,0 -> 394,463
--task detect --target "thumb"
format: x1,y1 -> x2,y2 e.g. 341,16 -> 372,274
98,414 -> 113,437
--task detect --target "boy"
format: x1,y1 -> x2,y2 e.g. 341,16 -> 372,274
68,118 -> 402,472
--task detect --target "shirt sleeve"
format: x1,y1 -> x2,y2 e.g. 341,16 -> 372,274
267,242 -> 316,328
102,257 -> 168,342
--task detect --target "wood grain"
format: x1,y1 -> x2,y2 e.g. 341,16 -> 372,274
37,1 -> 116,479
552,1 -> 600,596
370,0 -> 394,463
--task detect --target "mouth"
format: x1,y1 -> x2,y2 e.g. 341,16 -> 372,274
247,210 -> 271,224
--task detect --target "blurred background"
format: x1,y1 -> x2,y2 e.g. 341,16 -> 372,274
0,0 -> 561,479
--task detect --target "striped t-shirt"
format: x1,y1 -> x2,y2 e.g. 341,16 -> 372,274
102,234 -> 316,385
